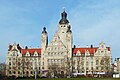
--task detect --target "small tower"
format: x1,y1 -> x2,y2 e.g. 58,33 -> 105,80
66,25 -> 72,58
41,27 -> 48,72
41,27 -> 48,51
58,10 -> 73,58
58,10 -> 71,46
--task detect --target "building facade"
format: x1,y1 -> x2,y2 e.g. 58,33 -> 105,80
0,63 -> 6,76
114,58 -> 120,74
6,10 -> 112,77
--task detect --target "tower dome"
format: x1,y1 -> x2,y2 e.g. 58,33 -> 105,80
59,10 -> 69,24
42,27 -> 47,34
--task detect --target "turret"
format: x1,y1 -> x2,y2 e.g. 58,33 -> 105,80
66,25 -> 72,58
41,27 -> 48,51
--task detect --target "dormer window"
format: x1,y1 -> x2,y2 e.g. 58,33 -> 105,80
101,51 -> 104,53
27,54 -> 29,56
35,53 -> 38,56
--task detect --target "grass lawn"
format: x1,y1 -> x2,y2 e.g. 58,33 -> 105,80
16,78 -> 120,80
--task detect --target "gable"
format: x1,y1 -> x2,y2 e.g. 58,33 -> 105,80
48,33 -> 67,49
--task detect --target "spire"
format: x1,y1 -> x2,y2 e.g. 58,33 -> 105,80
59,8 -> 69,24
42,27 -> 47,34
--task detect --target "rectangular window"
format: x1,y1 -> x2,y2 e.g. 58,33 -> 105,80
96,67 -> 98,70
91,62 -> 93,66
43,62 -> 44,65
96,60 -> 99,65
101,67 -> 103,70
86,62 -> 88,66
81,62 -> 84,65
82,57 -> 84,60
13,62 -> 15,65
9,58 -> 11,60
9,71 -> 11,74
9,62 -> 11,65
9,67 -> 11,69
91,56 -> 93,59
31,71 -> 33,74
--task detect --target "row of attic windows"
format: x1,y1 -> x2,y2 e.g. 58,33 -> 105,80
47,47 -> 64,51
10,52 -> 39,57
25,52 -> 39,56
9,70 -> 41,75
47,59 -> 64,65
74,50 -> 108,56
75,51 -> 92,56
48,52 -> 64,56
74,52 -> 93,56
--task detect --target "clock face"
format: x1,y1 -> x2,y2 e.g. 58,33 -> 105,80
101,45 -> 104,48
101,45 -> 104,51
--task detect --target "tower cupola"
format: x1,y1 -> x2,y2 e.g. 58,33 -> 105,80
42,27 -> 47,34
59,10 -> 69,24
67,25 -> 72,33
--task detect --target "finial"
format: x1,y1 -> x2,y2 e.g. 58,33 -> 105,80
43,27 -> 46,31
42,27 -> 47,33
63,7 -> 66,12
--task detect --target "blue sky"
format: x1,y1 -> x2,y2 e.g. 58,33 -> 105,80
0,0 -> 120,63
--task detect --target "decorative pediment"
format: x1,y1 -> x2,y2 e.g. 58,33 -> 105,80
86,50 -> 90,56
34,51 -> 38,56
99,41 -> 107,51
26,51 -> 30,56
76,50 -> 81,56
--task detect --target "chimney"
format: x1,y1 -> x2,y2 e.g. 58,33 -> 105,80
74,45 -> 76,48
25,46 -> 28,49
91,45 -> 93,48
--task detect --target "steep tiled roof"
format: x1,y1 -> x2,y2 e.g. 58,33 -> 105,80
73,47 -> 110,54
21,48 -> 41,55
73,48 -> 98,54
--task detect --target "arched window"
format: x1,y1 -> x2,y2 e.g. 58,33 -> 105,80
9,71 -> 11,74
9,62 -> 11,65
18,71 -> 20,74
96,60 -> 99,65
48,52 -> 50,55
26,71 -> 29,74
31,71 -> 33,74
86,62 -> 88,66
13,71 -> 16,74
100,60 -> 104,65
61,52 -> 63,55
51,52 -> 53,55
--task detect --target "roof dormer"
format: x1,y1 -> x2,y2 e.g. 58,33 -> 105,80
34,51 -> 38,56
76,50 -> 81,56
26,51 -> 30,56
